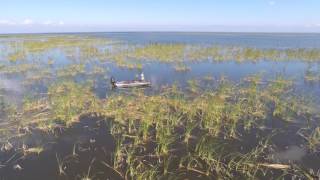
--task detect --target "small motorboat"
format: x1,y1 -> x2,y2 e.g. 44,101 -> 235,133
110,73 -> 151,88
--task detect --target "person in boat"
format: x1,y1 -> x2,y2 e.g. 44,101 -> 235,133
135,74 -> 139,80
110,72 -> 149,88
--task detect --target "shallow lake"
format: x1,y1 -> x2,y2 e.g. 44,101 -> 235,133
0,32 -> 320,179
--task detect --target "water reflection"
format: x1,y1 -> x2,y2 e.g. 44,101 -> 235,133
270,145 -> 307,163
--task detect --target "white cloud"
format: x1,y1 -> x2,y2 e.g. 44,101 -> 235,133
268,1 -> 276,6
0,20 -> 16,25
303,23 -> 320,28
22,19 -> 34,25
43,20 -> 53,25
42,20 -> 65,26
58,21 -> 65,26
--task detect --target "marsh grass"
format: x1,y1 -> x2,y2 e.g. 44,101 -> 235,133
2,35 -> 320,76
56,153 -> 66,176
304,68 -> 320,82
23,146 -> 44,155
47,81 -> 100,125
174,63 -> 191,72
77,158 -> 97,180
1,34 -> 320,179
0,75 -> 319,179
112,44 -> 320,63
298,127 -> 320,152
77,77 -> 317,179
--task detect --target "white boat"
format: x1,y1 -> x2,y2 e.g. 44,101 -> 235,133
110,73 -> 151,88
112,80 -> 151,88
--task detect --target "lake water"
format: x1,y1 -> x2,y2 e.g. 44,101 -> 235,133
1,32 -> 320,119
1,32 -> 320,179
91,32 -> 320,48
76,32 -> 320,98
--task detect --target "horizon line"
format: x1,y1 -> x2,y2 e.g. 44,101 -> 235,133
1,30 -> 320,36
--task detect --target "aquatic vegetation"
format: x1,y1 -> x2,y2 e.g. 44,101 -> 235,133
1,34 -> 320,179
174,63 -> 191,72
0,75 -> 319,179
47,81 -> 100,125
203,74 -> 214,82
131,43 -> 185,62
56,153 -> 67,176
299,127 -> 320,152
2,35 -> 320,77
116,61 -> 143,70
56,64 -> 86,78
304,68 -> 320,82
187,79 -> 199,93
118,43 -> 320,63
16,35 -> 111,53
309,127 -> 320,151
77,158 -> 97,180
0,63 -> 39,75
7,51 -> 26,63
87,78 -> 317,178
23,146 -> 44,155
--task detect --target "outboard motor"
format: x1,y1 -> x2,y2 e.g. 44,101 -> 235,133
110,77 -> 116,87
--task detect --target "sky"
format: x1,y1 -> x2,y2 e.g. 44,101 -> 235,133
0,0 -> 320,33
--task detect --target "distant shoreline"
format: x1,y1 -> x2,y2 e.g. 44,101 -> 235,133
1,31 -> 320,36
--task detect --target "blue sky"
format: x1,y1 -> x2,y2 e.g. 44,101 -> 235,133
1,0 -> 320,33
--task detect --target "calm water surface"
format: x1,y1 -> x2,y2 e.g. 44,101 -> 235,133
92,32 -> 320,48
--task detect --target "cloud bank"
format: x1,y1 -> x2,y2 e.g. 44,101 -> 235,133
0,19 -> 64,26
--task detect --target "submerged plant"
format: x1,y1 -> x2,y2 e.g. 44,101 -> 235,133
77,158 -> 97,180
56,153 -> 66,176
299,127 -> 320,152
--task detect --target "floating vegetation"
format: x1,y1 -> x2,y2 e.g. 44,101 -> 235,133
2,35 -> 320,68
174,63 -> 191,72
304,68 -> 320,83
116,44 -> 320,63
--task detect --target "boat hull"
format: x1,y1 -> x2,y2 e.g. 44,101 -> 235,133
114,81 -> 151,88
